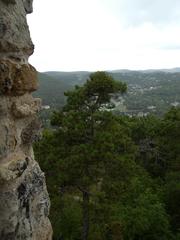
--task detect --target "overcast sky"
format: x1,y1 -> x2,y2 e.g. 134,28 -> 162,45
27,0 -> 180,72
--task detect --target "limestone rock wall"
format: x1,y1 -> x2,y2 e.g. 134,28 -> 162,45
0,0 -> 52,239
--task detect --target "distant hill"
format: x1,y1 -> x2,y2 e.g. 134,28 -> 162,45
110,68 -> 180,73
34,69 -> 180,116
33,72 -> 90,108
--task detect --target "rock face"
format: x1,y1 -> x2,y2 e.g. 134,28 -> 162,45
0,0 -> 52,239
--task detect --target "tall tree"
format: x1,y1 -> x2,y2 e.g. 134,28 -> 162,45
50,71 -> 127,240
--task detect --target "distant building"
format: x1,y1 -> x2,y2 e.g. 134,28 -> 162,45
147,106 -> 156,110
42,105 -> 50,110
171,101 -> 179,107
137,112 -> 148,117
116,110 -> 149,117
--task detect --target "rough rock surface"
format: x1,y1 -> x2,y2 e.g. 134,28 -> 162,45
0,0 -> 34,62
0,0 -> 52,239
0,60 -> 38,95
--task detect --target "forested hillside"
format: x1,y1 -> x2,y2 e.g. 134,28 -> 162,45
34,72 -> 180,240
34,71 -> 90,108
34,70 -> 180,117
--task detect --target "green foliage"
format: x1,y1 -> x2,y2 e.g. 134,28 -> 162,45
51,195 -> 82,240
35,71 -> 180,120
164,172 -> 180,233
34,72 -> 180,240
117,191 -> 171,240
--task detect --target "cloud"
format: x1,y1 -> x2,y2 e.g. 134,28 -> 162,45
27,0 -> 180,71
103,0 -> 180,27
159,44 -> 180,50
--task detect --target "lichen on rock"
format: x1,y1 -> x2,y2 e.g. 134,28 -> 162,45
0,60 -> 38,95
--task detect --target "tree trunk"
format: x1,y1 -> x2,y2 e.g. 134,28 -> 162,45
82,191 -> 90,240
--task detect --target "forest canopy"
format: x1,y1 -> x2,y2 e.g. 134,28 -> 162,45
34,72 -> 180,240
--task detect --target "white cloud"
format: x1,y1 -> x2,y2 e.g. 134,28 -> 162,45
102,0 -> 180,27
27,0 -> 180,71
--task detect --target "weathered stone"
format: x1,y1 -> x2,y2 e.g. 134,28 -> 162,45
0,60 -> 38,95
0,96 -> 41,160
0,117 -> 17,159
12,97 -> 41,118
0,152 -> 28,182
0,0 -> 34,62
0,96 -> 8,117
23,0 -> 33,14
1,0 -> 16,4
0,94 -> 41,118
0,0 -> 52,238
21,117 -> 42,144
0,161 -> 52,240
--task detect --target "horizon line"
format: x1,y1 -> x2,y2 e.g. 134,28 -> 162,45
39,66 -> 180,73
